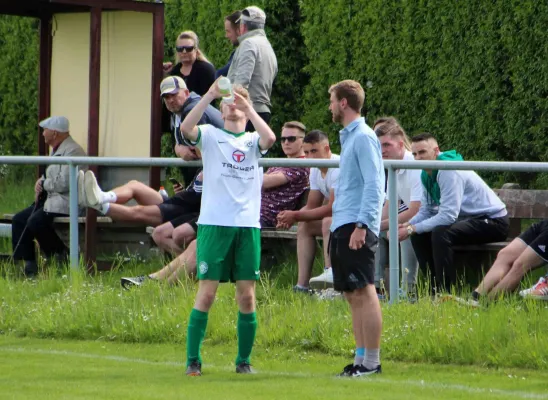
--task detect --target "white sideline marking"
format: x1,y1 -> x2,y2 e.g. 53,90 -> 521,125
0,346 -> 545,399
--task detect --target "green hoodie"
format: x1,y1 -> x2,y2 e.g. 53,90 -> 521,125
421,150 -> 464,205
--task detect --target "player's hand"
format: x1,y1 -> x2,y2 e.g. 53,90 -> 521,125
232,91 -> 252,114
276,211 -> 296,229
175,144 -> 198,161
205,77 -> 223,100
349,228 -> 366,250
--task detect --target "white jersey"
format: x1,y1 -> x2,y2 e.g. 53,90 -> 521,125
309,154 -> 340,199
195,125 -> 263,228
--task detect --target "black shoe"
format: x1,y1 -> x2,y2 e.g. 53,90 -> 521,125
351,364 -> 382,377
121,275 -> 148,290
186,361 -> 202,376
235,362 -> 255,374
292,285 -> 315,295
24,260 -> 38,278
338,363 -> 355,377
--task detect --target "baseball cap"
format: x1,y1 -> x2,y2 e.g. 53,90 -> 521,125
160,76 -> 187,96
39,116 -> 70,132
237,6 -> 266,24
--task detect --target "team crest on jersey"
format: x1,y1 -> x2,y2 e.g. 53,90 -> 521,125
232,150 -> 246,163
199,261 -> 208,275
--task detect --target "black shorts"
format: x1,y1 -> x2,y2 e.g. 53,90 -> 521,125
519,219 -> 548,262
170,212 -> 199,231
329,223 -> 378,292
157,190 -> 201,226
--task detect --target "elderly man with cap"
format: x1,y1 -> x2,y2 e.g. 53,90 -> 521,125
11,116 -> 86,277
228,5 -> 277,132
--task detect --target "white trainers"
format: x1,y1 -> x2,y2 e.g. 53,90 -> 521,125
519,276 -> 548,300
309,268 -> 334,289
84,170 -> 103,207
77,170 -> 86,207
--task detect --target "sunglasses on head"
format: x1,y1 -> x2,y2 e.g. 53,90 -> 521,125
280,136 -> 304,143
176,45 -> 195,53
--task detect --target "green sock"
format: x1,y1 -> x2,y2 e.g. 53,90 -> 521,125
235,311 -> 257,366
186,308 -> 208,366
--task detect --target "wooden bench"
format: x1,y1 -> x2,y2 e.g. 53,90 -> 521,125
3,214 -> 154,261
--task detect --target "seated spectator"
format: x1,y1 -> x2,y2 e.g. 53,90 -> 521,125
453,220 -> 548,306
12,116 -> 86,277
216,11 -> 241,78
276,130 -> 338,292
121,120 -> 309,289
373,117 -> 421,299
397,133 -> 509,293
228,6 -> 277,132
82,169 -> 202,255
161,75 -> 223,186
163,31 -> 216,97
261,121 -> 310,228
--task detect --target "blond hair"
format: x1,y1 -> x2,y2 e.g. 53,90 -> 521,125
374,117 -> 411,151
176,31 -> 211,64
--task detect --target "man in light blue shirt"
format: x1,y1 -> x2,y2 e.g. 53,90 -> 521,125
328,80 -> 384,377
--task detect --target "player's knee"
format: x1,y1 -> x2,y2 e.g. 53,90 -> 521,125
236,290 -> 255,310
297,221 -> 307,235
151,228 -> 166,245
197,291 -> 216,310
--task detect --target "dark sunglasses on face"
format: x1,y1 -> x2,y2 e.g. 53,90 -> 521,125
280,136 -> 304,143
176,45 -> 195,53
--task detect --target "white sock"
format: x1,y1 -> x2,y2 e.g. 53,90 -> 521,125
102,191 -> 117,204
364,348 -> 380,369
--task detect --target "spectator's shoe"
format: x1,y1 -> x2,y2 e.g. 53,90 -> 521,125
519,276 -> 548,300
338,363 -> 355,377
309,268 -> 334,289
315,288 -> 343,301
293,285 -> 313,295
84,170 -> 103,207
351,364 -> 382,377
23,260 -> 38,279
235,362 -> 255,374
77,170 -> 86,207
186,361 -> 202,376
121,275 -> 149,290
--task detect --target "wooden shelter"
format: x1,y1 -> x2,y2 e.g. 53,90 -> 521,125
0,0 -> 165,265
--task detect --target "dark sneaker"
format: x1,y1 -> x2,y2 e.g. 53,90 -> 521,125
293,285 -> 314,295
338,363 -> 355,377
121,275 -> 148,290
186,361 -> 202,376
235,362 -> 255,374
351,364 -> 382,377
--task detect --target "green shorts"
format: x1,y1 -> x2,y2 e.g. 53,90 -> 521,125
196,225 -> 261,282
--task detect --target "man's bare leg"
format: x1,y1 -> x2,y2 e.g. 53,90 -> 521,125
172,223 -> 198,249
488,246 -> 545,297
322,217 -> 332,268
152,222 -> 184,255
296,219 -> 322,287
105,204 -> 163,226
149,240 -> 197,282
475,239 -> 527,296
112,180 -> 163,205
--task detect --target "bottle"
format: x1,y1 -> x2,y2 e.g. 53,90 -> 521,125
218,76 -> 234,104
158,186 -> 169,201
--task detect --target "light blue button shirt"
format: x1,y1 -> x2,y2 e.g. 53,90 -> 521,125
331,117 -> 385,236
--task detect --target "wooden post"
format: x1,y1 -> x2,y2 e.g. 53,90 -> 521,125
38,13 -> 52,176
85,7 -> 102,270
148,6 -> 164,190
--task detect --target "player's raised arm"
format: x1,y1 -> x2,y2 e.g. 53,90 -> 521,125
180,79 -> 222,142
233,91 -> 276,151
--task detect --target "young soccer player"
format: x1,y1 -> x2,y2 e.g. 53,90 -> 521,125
180,79 -> 276,376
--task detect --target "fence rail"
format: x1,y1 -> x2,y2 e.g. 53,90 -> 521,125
2,155 -> 547,304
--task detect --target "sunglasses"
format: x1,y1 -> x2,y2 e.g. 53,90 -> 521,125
280,136 -> 304,143
176,45 -> 196,53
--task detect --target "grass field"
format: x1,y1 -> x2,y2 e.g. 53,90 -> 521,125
1,337 -> 546,400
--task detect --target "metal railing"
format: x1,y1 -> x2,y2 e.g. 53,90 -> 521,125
2,155 -> 548,304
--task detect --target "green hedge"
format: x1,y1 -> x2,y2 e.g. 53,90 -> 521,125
0,1 -> 547,185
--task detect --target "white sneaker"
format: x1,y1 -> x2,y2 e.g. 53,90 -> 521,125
84,170 -> 103,207
309,268 -> 334,289
77,170 -> 86,207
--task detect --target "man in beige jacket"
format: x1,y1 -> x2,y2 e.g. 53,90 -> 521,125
11,116 -> 86,277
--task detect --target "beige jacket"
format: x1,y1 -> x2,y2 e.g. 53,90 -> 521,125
42,136 -> 86,214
